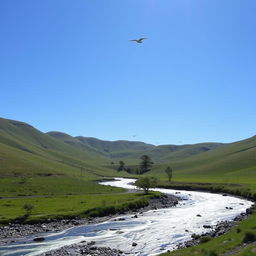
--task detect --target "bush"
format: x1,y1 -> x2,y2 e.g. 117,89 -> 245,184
135,177 -> 157,194
208,251 -> 218,256
84,198 -> 149,217
243,231 -> 256,243
23,204 -> 34,215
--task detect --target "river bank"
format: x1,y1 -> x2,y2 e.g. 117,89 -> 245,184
177,207 -> 254,249
0,193 -> 179,246
38,241 -> 124,256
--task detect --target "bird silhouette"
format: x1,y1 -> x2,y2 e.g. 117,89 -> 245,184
130,38 -> 147,43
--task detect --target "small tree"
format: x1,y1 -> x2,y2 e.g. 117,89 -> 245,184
117,161 -> 126,171
23,204 -> 34,216
135,177 -> 158,194
139,155 -> 154,174
165,166 -> 173,182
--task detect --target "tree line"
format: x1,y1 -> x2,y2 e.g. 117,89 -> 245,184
117,155 -> 173,181
117,155 -> 154,174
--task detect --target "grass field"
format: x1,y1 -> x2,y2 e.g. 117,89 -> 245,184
0,192 -> 157,224
0,176 -> 126,197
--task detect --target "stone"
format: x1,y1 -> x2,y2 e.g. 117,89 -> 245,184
33,237 -> 45,242
87,241 -> 96,246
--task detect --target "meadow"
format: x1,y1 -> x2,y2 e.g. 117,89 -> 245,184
0,191 -> 157,224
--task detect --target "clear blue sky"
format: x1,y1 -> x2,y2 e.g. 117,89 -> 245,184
1,0 -> 255,145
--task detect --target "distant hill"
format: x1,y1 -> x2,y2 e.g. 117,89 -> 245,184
47,132 -> 223,163
47,132 -> 155,159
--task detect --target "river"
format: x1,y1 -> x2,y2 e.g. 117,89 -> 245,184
0,178 -> 253,256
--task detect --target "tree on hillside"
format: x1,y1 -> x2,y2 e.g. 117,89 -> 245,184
135,177 -> 158,194
165,166 -> 173,182
117,160 -> 126,171
139,155 -> 154,174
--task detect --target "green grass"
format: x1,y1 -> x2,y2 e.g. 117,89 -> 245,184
0,176 -> 125,197
0,192 -> 157,224
235,243 -> 256,256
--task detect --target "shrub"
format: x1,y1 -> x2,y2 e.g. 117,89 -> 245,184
135,177 -> 157,194
84,198 -> 149,217
208,251 -> 218,256
23,204 -> 34,215
243,231 -> 256,243
236,228 -> 242,233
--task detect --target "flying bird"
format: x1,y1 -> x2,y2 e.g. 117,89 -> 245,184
130,38 -> 147,43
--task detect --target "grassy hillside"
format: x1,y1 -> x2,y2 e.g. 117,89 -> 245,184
1,117 -> 255,188
1,117 -> 254,193
0,118 -> 123,196
150,135 -> 256,184
147,142 -> 224,163
48,131 -> 224,164
47,132 -> 155,161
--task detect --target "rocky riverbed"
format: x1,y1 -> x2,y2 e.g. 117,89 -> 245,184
177,207 -> 254,249
38,241 -> 124,256
6,206 -> 252,256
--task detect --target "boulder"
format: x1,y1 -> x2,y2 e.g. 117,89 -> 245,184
33,237 -> 45,242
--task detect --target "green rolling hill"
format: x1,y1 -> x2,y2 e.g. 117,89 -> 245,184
152,135 -> 256,184
47,131 -> 223,164
47,131 -> 155,161
0,116 -> 255,195
0,118 -> 122,196
0,118 -> 111,175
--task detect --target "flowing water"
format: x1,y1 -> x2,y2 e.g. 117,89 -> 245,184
0,178 -> 253,256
